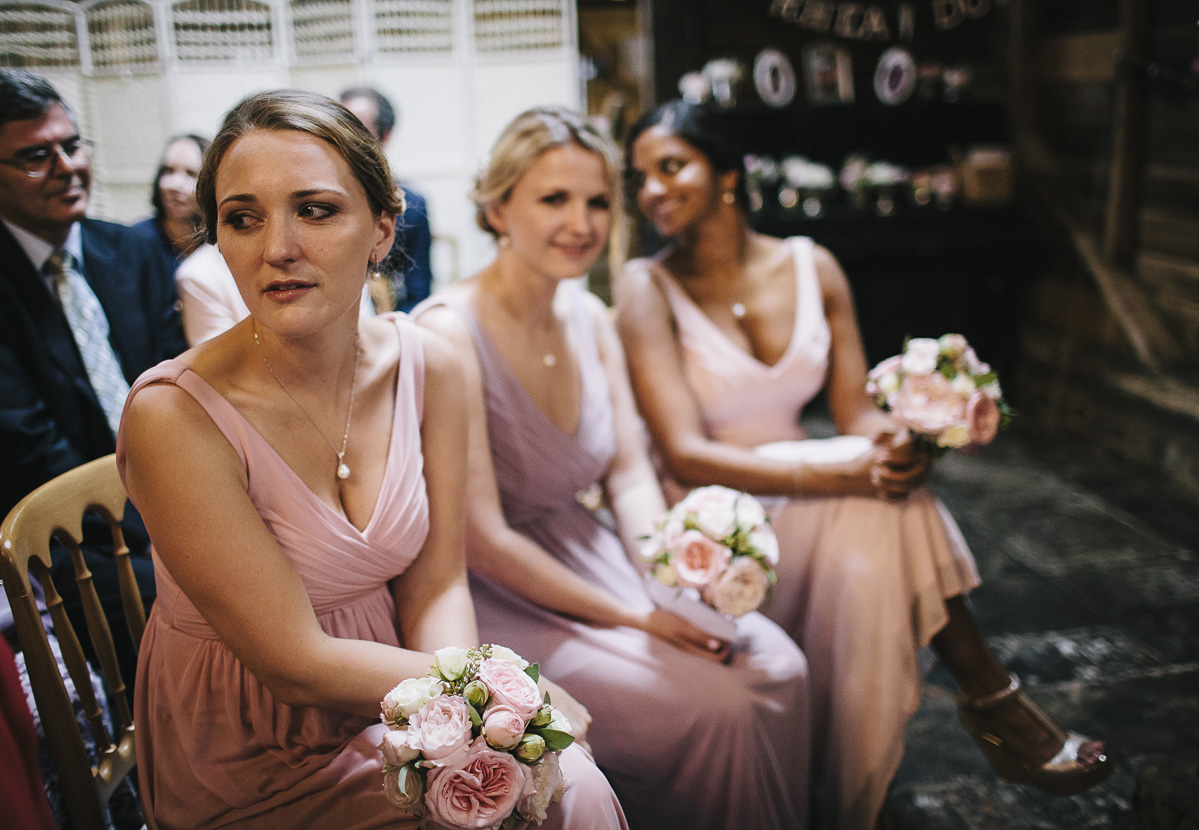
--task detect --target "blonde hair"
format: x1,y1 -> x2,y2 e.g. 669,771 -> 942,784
472,107 -> 626,272
196,89 -> 405,245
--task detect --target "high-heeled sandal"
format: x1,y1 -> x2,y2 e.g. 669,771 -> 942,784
955,673 -> 1113,795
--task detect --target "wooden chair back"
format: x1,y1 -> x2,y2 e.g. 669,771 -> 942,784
0,454 -> 146,830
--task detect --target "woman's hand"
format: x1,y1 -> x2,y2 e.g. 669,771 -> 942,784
869,429 -> 932,501
638,608 -> 732,663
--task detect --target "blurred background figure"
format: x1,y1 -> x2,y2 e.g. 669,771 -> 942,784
130,133 -> 209,283
340,86 -> 434,312
0,68 -> 186,688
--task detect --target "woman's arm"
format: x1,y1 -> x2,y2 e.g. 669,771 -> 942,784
176,248 -> 247,347
416,303 -> 725,659
616,258 -> 875,498
121,370 -> 465,719
388,327 -> 477,653
814,246 -> 931,499
586,293 -> 665,561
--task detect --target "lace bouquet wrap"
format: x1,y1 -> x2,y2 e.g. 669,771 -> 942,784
642,486 -> 779,638
866,334 -> 1011,450
380,645 -> 574,829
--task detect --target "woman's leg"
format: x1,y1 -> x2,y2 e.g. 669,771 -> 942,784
931,595 -> 1110,778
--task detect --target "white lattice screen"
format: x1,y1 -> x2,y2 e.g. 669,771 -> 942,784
0,0 -> 579,281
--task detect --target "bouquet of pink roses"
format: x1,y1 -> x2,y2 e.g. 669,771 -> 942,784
866,333 -> 1011,450
641,486 -> 778,637
379,644 -> 575,830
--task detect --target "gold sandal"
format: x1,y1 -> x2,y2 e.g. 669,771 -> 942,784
956,673 -> 1113,795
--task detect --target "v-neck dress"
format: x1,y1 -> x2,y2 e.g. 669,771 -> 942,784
418,283 -> 812,830
639,237 -> 982,830
115,315 -> 626,830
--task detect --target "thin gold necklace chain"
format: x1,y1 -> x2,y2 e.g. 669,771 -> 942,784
252,322 -> 361,480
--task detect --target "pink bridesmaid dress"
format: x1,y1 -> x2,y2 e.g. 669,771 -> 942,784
115,315 -> 625,830
418,285 -> 811,830
636,237 -> 982,830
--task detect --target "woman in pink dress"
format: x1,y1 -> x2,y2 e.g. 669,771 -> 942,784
116,89 -> 625,830
616,100 -> 1112,830
415,107 -> 811,830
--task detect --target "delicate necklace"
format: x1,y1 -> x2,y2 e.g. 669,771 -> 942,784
253,323 -> 361,481
731,302 -> 747,319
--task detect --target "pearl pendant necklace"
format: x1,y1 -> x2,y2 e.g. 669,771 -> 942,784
732,302 -> 747,319
543,353 -> 557,367
253,322 -> 360,482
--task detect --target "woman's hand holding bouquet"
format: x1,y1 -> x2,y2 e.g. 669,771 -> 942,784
641,486 -> 779,642
866,334 -> 1011,452
380,645 -> 575,829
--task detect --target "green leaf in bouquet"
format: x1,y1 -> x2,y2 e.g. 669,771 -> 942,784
466,700 -> 483,730
974,371 -> 998,387
397,763 -> 421,797
524,662 -> 540,683
543,691 -> 551,705
537,728 -> 576,751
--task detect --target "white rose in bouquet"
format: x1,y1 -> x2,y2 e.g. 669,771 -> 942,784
382,675 -> 445,724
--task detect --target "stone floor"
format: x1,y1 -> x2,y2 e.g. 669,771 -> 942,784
883,430 -> 1199,829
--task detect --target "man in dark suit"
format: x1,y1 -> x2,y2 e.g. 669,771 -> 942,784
339,86 -> 435,312
0,69 -> 187,686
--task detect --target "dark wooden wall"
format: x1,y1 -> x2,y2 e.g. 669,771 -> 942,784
1010,0 -> 1199,497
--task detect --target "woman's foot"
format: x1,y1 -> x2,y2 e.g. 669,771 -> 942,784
956,674 -> 1113,795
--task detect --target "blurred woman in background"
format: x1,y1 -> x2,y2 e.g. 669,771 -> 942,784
131,133 -> 208,279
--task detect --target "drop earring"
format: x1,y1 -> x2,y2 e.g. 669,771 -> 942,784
366,259 -> 395,313
498,234 -> 511,248
722,191 -> 736,205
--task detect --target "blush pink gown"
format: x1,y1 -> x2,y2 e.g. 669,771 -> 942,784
417,286 -> 811,830
632,237 -> 982,830
115,315 -> 626,830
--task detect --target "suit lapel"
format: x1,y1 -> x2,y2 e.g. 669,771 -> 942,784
0,222 -> 88,381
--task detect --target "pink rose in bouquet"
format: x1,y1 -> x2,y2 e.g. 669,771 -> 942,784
482,705 -> 527,751
705,555 -> 771,617
379,645 -> 574,828
867,334 -> 1011,450
891,371 -> 967,435
411,695 -> 473,761
671,530 -> 733,589
642,486 -> 778,628
966,391 -> 1001,445
425,737 -> 528,829
476,658 -> 543,722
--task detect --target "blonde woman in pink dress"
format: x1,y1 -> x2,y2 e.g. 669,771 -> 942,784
116,90 -> 626,830
416,107 -> 812,830
616,100 -> 1112,830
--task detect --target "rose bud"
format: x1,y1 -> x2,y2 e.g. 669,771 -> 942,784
514,733 -> 546,763
464,680 -> 490,710
530,704 -> 553,728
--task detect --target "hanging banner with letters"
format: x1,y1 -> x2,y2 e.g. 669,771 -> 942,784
768,0 -> 1010,42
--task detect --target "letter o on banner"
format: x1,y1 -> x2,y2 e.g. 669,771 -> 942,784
754,48 -> 798,108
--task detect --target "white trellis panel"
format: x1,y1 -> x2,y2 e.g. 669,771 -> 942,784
0,2 -> 80,69
0,0 -> 580,283
472,0 -> 563,53
289,0 -> 354,62
87,0 -> 158,70
171,0 -> 274,63
375,0 -> 454,55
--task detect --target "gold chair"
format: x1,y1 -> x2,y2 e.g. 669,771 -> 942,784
0,454 -> 146,830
